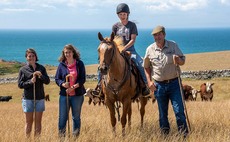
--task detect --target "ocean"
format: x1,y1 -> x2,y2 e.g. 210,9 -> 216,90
0,28 -> 230,66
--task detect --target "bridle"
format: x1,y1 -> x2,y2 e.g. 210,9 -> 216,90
99,40 -> 131,95
99,41 -> 115,71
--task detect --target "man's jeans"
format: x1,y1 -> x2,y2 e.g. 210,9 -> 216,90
154,78 -> 188,135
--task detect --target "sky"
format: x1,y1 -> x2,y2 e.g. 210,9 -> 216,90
0,0 -> 230,29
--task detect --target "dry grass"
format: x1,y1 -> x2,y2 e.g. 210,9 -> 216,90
1,100 -> 230,142
0,77 -> 230,142
181,51 -> 230,71
0,51 -> 230,141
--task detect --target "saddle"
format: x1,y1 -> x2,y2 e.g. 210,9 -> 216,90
121,51 -> 146,98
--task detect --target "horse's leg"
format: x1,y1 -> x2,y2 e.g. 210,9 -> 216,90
140,97 -> 148,128
106,100 -> 116,136
128,103 -> 132,128
121,99 -> 131,136
125,101 -> 132,134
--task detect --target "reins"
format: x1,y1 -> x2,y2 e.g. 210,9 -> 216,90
106,52 -> 131,95
101,41 -> 131,121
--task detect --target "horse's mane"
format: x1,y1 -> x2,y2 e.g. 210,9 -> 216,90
113,36 -> 125,52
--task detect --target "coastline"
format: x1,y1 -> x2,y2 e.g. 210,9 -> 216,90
0,50 -> 230,78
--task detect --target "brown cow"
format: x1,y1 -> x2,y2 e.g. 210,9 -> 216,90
182,84 -> 193,101
199,82 -> 214,101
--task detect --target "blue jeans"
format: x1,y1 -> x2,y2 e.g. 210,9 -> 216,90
130,50 -> 147,84
58,95 -> 84,136
154,78 -> 188,135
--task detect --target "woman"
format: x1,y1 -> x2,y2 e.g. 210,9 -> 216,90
18,48 -> 50,138
55,44 -> 86,138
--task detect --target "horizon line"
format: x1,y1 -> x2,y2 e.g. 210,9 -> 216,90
1,27 -> 230,30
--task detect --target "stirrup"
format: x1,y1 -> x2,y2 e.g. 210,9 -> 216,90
142,94 -> 151,98
92,90 -> 100,97
142,87 -> 151,97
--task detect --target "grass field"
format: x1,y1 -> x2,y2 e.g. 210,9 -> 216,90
0,79 -> 230,142
0,51 -> 230,141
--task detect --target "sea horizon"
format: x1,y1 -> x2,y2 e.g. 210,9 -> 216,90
0,28 -> 230,66
1,26 -> 230,30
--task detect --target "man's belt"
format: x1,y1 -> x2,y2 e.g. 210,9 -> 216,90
155,77 -> 178,83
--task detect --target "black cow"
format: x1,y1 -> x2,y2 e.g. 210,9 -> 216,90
0,96 -> 12,102
45,94 -> 50,101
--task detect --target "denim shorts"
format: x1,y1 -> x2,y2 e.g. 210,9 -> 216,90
22,99 -> 45,112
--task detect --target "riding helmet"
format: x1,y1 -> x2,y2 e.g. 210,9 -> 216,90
116,3 -> 130,14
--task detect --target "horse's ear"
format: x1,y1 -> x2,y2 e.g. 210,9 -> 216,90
98,32 -> 104,41
110,32 -> 115,41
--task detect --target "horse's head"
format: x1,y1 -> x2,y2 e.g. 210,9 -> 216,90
97,32 -> 115,75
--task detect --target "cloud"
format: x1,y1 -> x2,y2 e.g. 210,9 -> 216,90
146,3 -> 171,11
220,0 -> 230,5
66,0 -> 79,8
137,0 -> 208,12
40,4 -> 57,9
3,8 -> 34,12
169,0 -> 207,11
0,0 -> 12,5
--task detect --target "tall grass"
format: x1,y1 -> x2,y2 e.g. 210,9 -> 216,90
0,78 -> 230,142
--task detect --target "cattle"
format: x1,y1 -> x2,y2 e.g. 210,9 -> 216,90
182,84 -> 194,101
182,84 -> 199,101
199,82 -> 214,101
45,94 -> 50,101
0,96 -> 12,102
191,88 -> 199,101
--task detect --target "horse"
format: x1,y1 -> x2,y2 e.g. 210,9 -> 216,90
97,32 -> 154,136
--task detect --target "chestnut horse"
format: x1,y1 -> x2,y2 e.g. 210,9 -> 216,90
97,32 -> 152,135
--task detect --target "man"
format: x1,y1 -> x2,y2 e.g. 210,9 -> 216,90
143,25 -> 188,136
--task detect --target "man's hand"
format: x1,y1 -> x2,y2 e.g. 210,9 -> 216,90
173,55 -> 185,65
148,81 -> 157,92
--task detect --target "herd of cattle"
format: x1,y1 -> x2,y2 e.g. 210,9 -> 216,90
0,82 -> 214,102
183,82 -> 214,101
